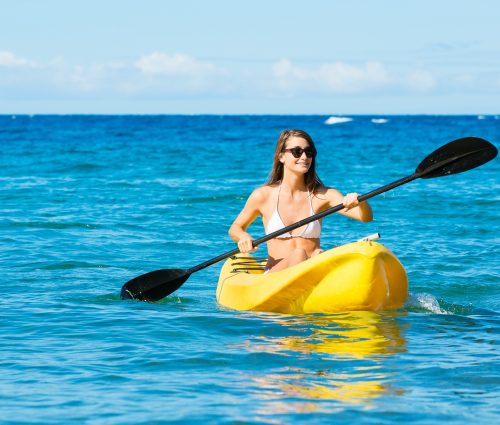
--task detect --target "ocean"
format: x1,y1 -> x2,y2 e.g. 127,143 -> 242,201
0,115 -> 498,424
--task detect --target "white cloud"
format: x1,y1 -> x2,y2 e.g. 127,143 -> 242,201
2,49 -> 498,107
453,73 -> 475,85
318,62 -> 389,93
0,50 -> 37,67
270,59 -> 444,95
68,64 -> 107,92
272,59 -> 308,80
406,70 -> 437,92
135,52 -> 219,77
272,59 -> 390,94
272,59 -> 291,78
0,50 -> 232,100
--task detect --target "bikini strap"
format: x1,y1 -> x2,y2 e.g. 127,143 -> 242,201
308,189 -> 315,213
276,183 -> 282,211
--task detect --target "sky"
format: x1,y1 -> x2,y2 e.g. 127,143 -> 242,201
1,0 -> 499,114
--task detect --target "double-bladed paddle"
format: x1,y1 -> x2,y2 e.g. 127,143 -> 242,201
120,136 -> 497,302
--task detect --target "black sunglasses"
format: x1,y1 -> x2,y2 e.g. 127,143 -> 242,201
282,146 -> 315,158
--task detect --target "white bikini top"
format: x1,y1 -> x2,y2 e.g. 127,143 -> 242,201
265,185 -> 322,239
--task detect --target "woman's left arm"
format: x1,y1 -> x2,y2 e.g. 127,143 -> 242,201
324,188 -> 373,222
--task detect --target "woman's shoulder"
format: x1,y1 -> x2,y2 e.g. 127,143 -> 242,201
251,184 -> 276,199
313,185 -> 343,200
246,184 -> 273,202
313,185 -> 335,195
243,185 -> 275,214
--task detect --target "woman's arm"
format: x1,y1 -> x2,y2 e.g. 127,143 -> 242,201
324,188 -> 373,222
229,188 -> 265,253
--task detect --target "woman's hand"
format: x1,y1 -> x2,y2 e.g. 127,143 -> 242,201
237,233 -> 257,253
342,192 -> 360,212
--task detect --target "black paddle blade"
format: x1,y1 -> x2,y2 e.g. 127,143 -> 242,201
416,137 -> 497,179
120,268 -> 190,302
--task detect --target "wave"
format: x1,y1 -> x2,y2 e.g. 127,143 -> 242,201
405,293 -> 498,316
371,118 -> 389,124
3,220 -> 99,230
0,176 -> 50,189
60,163 -> 103,172
405,292 -> 451,314
178,193 -> 245,204
108,178 -> 196,188
324,116 -> 353,125
38,261 -> 112,270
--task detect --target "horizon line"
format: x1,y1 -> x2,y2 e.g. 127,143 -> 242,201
1,113 -> 499,117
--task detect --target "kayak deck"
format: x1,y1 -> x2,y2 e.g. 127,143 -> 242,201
216,241 -> 408,314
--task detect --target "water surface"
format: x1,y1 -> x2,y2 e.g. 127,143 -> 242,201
0,115 -> 498,423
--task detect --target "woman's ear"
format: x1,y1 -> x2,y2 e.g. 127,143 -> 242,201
279,153 -> 285,164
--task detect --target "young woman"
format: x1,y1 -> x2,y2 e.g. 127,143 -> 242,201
229,129 -> 373,273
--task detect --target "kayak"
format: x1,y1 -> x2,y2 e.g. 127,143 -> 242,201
216,241 -> 408,314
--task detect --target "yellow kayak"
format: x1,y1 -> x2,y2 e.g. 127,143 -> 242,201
216,241 -> 408,314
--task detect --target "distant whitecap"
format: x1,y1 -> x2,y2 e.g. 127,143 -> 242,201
324,116 -> 353,125
371,118 -> 389,124
477,115 -> 486,120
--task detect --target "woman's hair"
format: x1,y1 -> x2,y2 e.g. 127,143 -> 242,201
266,129 -> 323,193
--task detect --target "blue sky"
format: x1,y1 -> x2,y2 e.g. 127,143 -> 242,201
1,0 -> 499,114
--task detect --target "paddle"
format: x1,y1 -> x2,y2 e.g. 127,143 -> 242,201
120,136 -> 497,302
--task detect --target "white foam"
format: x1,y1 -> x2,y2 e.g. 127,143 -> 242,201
406,292 -> 451,314
371,118 -> 388,124
324,116 -> 353,125
477,115 -> 486,120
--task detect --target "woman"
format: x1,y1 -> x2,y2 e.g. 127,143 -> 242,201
229,129 -> 373,273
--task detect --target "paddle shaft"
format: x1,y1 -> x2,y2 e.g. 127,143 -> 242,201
121,136 -> 497,301
187,172 -> 420,275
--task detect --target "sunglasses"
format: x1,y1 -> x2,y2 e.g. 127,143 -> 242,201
282,146 -> 315,158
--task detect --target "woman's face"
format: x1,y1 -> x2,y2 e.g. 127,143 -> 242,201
279,136 -> 313,174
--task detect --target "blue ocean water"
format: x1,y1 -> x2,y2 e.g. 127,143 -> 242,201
0,114 -> 498,424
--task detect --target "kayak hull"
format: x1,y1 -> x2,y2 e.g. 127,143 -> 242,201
216,241 -> 408,314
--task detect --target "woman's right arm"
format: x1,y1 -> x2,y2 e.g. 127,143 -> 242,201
229,188 -> 265,253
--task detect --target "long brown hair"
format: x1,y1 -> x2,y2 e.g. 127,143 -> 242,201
266,129 -> 323,193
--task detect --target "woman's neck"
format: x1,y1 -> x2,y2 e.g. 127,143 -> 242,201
281,171 -> 307,193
